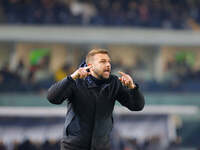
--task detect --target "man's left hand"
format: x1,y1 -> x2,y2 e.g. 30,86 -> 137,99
118,71 -> 136,89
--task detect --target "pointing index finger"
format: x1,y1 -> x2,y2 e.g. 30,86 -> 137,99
118,71 -> 126,76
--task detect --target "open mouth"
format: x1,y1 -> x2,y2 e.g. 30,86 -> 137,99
104,69 -> 110,73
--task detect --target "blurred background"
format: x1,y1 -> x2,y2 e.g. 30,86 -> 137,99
0,0 -> 200,150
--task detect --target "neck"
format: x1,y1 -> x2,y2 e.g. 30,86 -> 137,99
89,74 -> 109,86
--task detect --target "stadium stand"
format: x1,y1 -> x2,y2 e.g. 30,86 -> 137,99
0,46 -> 200,93
0,0 -> 200,29
0,1 -> 200,150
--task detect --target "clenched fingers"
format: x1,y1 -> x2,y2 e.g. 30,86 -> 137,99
78,66 -> 91,78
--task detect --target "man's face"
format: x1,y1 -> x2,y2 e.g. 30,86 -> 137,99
91,53 -> 111,79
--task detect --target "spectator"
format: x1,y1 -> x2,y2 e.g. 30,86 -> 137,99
0,140 -> 6,150
0,1 -> 6,23
1,0 -> 200,29
0,62 -> 23,92
54,63 -> 73,82
17,139 -> 37,150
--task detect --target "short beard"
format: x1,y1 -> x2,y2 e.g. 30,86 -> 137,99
93,69 -> 107,80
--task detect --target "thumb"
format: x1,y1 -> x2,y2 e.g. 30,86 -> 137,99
88,71 -> 92,75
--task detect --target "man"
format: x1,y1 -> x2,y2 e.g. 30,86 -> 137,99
47,49 -> 145,150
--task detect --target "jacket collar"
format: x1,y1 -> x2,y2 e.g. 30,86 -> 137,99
86,75 -> 110,88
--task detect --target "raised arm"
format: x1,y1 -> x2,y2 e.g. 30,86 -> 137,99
47,65 -> 92,104
116,72 -> 145,111
47,76 -> 75,104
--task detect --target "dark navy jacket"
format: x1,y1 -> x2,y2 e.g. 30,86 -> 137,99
47,74 -> 145,150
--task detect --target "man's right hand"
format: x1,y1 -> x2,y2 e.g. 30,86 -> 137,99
71,66 -> 92,80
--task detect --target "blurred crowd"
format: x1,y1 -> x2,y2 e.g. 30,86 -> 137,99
0,0 -> 200,29
0,139 -> 60,150
142,60 -> 200,93
0,136 -> 183,150
0,56 -> 56,93
1,52 -> 200,93
0,55 -> 76,93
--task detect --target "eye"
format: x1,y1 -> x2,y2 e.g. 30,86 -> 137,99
99,59 -> 111,64
100,60 -> 106,63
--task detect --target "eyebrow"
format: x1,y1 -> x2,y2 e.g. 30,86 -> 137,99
99,59 -> 111,61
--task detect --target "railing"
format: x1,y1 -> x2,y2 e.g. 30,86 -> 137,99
1,26 -> 200,46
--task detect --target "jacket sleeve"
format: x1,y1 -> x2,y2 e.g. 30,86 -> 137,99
47,76 -> 76,104
116,82 -> 145,111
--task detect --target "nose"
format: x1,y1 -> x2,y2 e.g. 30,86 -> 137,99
106,62 -> 111,68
